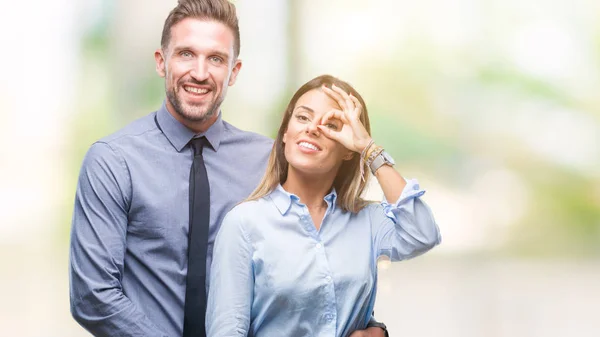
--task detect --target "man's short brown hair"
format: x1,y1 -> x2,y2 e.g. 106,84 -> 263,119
161,0 -> 241,58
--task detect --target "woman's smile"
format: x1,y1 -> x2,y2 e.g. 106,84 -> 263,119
297,141 -> 322,152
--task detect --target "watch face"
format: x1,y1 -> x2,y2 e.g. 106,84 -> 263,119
382,151 -> 395,165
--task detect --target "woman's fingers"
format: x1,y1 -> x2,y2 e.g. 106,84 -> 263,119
320,109 -> 349,125
316,125 -> 339,140
317,124 -> 350,148
322,85 -> 350,112
348,94 -> 363,117
325,84 -> 362,121
330,84 -> 355,113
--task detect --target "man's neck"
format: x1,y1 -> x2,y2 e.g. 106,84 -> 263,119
165,102 -> 219,134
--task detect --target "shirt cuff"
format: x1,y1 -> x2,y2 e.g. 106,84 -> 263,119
381,178 -> 426,215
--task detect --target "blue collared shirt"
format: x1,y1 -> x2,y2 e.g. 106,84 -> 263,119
69,102 -> 273,337
207,181 -> 441,336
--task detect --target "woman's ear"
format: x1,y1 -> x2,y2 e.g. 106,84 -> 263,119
343,151 -> 354,161
282,126 -> 290,144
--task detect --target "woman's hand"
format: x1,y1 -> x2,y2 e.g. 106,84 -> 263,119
348,327 -> 387,337
318,84 -> 372,153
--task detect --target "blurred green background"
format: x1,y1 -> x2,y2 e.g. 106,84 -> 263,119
1,0 -> 599,336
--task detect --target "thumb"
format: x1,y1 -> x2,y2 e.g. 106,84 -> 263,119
317,125 -> 339,141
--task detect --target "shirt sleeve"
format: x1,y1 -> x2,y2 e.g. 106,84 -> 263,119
206,208 -> 253,337
370,178 -> 441,261
69,142 -> 168,336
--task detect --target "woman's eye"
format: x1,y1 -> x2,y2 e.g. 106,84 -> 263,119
296,115 -> 309,122
326,123 -> 338,130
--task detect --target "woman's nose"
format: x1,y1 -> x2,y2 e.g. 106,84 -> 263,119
305,121 -> 320,136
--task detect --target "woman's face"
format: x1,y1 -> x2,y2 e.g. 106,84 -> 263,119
283,88 -> 353,177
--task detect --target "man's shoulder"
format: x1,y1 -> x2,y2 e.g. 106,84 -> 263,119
97,112 -> 158,148
81,112 -> 157,166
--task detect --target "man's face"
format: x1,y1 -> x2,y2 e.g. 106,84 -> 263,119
155,18 -> 242,131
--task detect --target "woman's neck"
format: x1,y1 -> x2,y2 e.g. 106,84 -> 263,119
282,169 -> 335,209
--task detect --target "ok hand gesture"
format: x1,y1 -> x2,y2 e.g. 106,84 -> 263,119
317,84 -> 372,153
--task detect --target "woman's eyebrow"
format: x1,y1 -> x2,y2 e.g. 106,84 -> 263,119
294,105 -> 314,113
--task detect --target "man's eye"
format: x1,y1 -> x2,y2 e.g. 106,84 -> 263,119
210,56 -> 223,63
180,51 -> 193,57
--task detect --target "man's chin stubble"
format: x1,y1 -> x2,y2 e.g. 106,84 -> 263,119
177,106 -> 216,123
168,93 -> 217,124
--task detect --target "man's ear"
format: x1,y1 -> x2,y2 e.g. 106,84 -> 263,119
155,48 -> 166,78
228,59 -> 243,86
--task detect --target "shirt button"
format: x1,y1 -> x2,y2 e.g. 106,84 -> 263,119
316,243 -> 322,249
325,276 -> 332,283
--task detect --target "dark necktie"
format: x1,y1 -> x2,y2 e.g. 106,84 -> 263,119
183,137 -> 210,337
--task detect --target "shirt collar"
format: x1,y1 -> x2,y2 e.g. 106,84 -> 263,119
269,185 -> 296,215
269,184 -> 338,215
324,188 -> 337,212
156,100 -> 224,152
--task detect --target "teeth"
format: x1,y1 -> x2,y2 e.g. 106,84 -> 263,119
184,86 -> 209,94
299,142 -> 319,151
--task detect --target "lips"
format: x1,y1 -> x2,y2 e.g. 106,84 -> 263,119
183,84 -> 211,95
183,86 -> 209,94
297,141 -> 321,151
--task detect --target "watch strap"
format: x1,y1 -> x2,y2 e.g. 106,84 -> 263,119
369,150 -> 394,175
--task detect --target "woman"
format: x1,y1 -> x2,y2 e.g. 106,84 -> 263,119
206,75 -> 440,336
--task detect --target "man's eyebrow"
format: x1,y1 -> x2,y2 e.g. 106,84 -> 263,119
170,46 -> 230,59
294,105 -> 314,113
171,45 -> 193,53
212,50 -> 230,60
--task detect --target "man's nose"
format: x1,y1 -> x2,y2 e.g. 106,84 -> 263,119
189,58 -> 209,81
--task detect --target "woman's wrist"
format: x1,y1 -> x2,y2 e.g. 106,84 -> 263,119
364,142 -> 382,163
365,146 -> 384,167
359,138 -> 374,157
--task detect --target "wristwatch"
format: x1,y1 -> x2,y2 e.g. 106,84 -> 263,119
367,321 -> 389,337
369,150 -> 395,175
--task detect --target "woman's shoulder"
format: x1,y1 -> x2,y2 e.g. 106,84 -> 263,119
222,197 -> 275,240
224,197 -> 272,225
357,200 -> 382,213
227,198 -> 266,217
351,200 -> 385,221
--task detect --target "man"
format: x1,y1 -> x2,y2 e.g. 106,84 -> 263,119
69,0 -> 387,336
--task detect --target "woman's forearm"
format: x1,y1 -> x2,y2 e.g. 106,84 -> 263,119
373,164 -> 406,203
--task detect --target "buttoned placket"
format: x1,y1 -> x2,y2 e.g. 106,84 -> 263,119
296,200 -> 338,333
